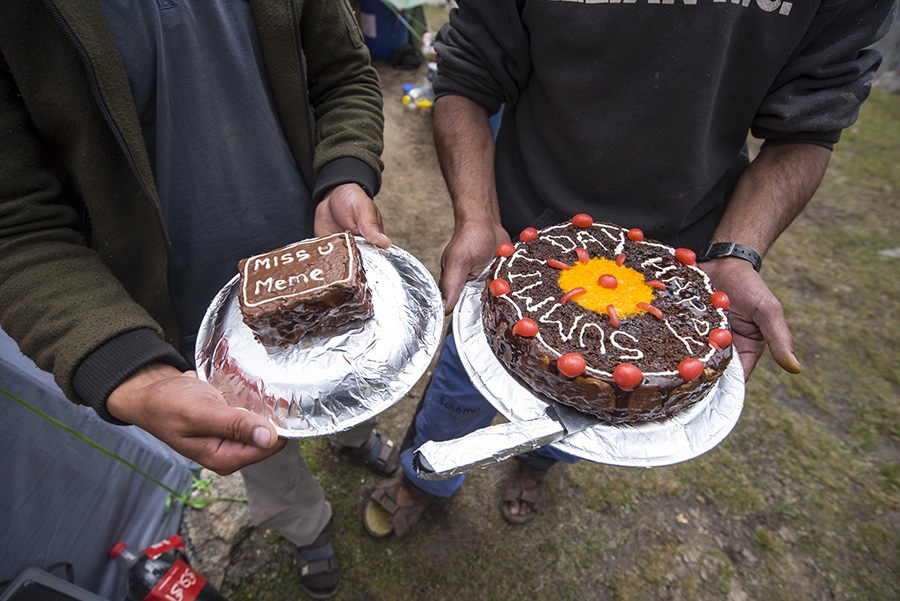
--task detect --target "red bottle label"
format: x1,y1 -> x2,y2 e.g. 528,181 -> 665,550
142,559 -> 207,601
142,534 -> 186,560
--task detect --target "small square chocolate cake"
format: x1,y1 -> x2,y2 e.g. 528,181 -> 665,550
237,232 -> 373,347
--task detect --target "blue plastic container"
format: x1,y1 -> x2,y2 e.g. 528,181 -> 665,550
358,0 -> 409,60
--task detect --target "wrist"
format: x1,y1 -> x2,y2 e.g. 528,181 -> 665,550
107,362 -> 184,424
697,242 -> 762,272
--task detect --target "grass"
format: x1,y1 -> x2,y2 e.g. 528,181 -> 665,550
213,81 -> 900,600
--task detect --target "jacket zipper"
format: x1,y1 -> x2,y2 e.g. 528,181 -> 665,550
42,0 -> 171,251
289,0 -> 317,162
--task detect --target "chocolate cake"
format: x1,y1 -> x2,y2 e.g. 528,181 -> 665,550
237,232 -> 373,347
481,216 -> 732,424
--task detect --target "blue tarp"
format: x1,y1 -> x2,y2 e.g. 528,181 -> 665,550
0,328 -> 194,600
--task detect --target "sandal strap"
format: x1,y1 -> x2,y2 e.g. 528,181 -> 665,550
297,554 -> 339,578
362,432 -> 396,471
370,483 -> 401,514
368,475 -> 433,538
349,431 -> 399,477
501,464 -> 549,510
298,540 -> 335,563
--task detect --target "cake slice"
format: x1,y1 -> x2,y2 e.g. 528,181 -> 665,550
237,232 -> 373,347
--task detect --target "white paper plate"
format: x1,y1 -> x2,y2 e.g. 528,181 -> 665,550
453,273 -> 744,467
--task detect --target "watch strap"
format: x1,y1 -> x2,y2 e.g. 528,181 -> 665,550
696,242 -> 762,272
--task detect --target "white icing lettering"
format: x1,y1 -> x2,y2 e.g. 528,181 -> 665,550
540,304 -> 583,341
254,277 -> 274,294
252,268 -> 325,296
643,257 -> 678,279
317,242 -> 336,256
665,319 -> 706,355
578,322 -> 606,353
610,330 -> 643,361
691,317 -> 711,337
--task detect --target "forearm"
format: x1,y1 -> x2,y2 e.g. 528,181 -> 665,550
433,94 -> 510,310
433,95 -> 501,227
710,142 -> 832,259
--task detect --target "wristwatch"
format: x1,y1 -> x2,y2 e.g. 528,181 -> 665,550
696,242 -> 762,272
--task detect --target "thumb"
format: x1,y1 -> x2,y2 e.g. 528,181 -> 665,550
359,221 -> 392,249
439,267 -> 469,314
771,348 -> 802,374
222,406 -> 280,450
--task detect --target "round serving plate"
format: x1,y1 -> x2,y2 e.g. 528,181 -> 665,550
196,239 -> 444,438
453,272 -> 745,468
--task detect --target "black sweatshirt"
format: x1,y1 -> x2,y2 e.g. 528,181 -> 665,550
433,0 -> 896,249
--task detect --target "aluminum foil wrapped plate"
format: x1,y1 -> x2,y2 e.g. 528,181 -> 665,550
195,240 -> 444,438
451,272 -> 745,468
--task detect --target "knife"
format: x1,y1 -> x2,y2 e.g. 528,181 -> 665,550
413,402 -> 601,481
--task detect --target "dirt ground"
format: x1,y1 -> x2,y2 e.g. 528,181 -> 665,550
373,63 -> 453,282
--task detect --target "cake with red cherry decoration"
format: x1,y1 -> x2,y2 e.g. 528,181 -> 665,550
481,215 -> 733,424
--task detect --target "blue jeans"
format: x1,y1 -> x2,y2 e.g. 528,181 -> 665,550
400,330 -> 579,498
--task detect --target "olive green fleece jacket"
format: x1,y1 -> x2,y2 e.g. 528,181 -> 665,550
0,0 -> 385,422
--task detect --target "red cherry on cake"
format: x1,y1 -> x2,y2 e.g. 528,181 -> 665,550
612,363 -> 643,390
520,227 -> 538,242
598,274 -> 618,289
560,287 -> 586,303
637,302 -> 663,319
710,290 -> 730,310
572,213 -> 594,228
709,328 -> 733,350
627,228 -> 644,241
490,278 -> 511,296
512,318 -> 539,337
678,358 -> 704,381
675,247 -> 697,266
575,248 -> 590,264
547,259 -> 571,270
606,304 -> 620,328
557,353 -> 586,377
615,253 -> 626,267
497,242 -> 516,258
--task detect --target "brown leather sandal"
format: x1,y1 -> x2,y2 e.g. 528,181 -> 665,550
500,461 -> 550,525
346,430 -> 400,477
291,518 -> 339,599
364,473 -> 433,538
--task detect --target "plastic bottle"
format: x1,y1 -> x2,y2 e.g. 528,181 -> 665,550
110,535 -> 227,601
401,83 -> 435,115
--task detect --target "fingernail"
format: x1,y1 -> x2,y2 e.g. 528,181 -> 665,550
252,426 -> 272,449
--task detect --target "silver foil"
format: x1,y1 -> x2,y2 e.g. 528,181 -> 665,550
447,272 -> 745,470
195,240 -> 444,438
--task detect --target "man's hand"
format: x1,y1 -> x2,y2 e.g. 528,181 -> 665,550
107,363 -> 286,475
438,218 -> 510,313
699,258 -> 802,380
315,183 -> 391,249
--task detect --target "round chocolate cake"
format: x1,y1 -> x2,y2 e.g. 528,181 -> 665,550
481,216 -> 733,424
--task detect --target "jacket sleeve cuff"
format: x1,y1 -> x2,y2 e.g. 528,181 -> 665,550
751,128 -> 840,151
312,157 -> 379,204
72,328 -> 191,425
